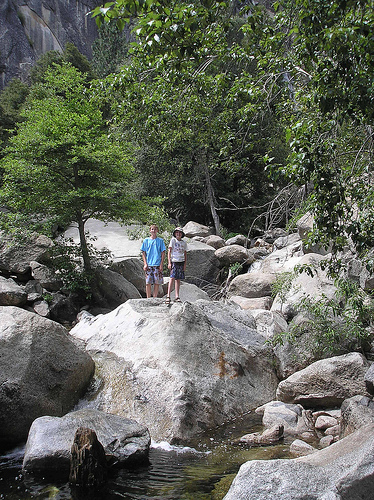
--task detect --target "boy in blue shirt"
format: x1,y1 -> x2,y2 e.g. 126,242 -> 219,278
141,224 -> 166,298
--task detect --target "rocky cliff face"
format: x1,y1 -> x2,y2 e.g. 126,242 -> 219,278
0,0 -> 98,90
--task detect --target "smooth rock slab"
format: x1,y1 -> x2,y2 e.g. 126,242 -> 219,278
340,395 -> 374,437
23,408 -> 150,476
228,272 -> 276,299
224,423 -> 374,500
204,235 -> 226,249
183,221 -> 213,238
70,299 -> 278,442
214,245 -> 254,266
185,240 -> 220,286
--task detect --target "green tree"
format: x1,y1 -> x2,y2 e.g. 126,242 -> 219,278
277,0 -> 374,260
99,5 -> 289,233
91,0 -> 229,63
29,50 -> 63,84
0,63 -> 146,272
92,22 -> 131,77
29,43 -> 95,85
0,79 -> 29,150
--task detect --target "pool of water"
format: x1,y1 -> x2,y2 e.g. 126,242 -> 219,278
0,412 -> 293,500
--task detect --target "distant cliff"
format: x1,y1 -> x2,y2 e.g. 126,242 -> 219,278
0,0 -> 98,90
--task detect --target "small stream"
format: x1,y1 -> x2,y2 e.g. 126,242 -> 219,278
0,412 -> 293,500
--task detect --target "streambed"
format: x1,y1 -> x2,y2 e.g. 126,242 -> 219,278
0,412 -> 293,499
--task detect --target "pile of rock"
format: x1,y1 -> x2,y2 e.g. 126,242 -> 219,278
1,216 -> 374,496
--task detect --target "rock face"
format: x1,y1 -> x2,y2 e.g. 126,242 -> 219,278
162,280 -> 211,302
92,267 -> 142,308
0,306 -> 95,449
0,231 -> 53,275
340,395 -> 374,437
224,423 -> 374,500
30,261 -> 62,291
23,408 -> 150,476
255,401 -> 313,438
185,240 -> 220,287
0,0 -> 98,90
110,258 -> 147,297
70,299 -> 279,443
238,424 -> 284,446
276,352 -> 371,408
214,245 -> 254,266
228,272 -> 276,299
270,253 -> 336,319
204,234 -> 226,249
0,276 -> 27,305
183,221 -> 213,238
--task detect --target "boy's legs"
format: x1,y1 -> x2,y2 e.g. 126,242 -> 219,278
145,267 -> 154,298
167,277 -> 175,298
175,279 -> 181,299
145,283 -> 152,298
145,266 -> 164,298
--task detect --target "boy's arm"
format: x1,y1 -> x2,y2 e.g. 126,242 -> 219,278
168,247 -> 172,268
160,250 -> 165,270
142,251 -> 148,270
183,250 -> 187,270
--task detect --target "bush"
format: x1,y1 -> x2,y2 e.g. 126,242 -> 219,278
268,275 -> 374,358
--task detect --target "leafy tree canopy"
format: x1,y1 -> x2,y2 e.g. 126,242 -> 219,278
92,22 -> 131,77
93,0 -> 374,262
0,63 -> 151,271
277,0 -> 374,260
29,43 -> 96,84
0,78 -> 29,150
101,9 -> 289,233
91,0 -> 230,64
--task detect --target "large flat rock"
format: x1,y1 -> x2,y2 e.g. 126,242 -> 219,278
70,299 -> 279,442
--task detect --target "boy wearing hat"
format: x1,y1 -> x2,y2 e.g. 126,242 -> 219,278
166,227 -> 187,303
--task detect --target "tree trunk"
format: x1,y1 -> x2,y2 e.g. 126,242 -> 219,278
197,149 -> 221,235
76,212 -> 91,273
69,427 -> 107,489
205,167 -> 221,235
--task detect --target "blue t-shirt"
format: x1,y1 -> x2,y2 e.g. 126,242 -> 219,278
141,237 -> 166,266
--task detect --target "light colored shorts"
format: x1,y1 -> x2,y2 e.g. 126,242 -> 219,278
145,266 -> 164,285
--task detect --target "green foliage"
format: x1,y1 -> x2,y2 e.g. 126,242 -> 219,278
229,261 -> 243,278
292,0 -> 374,120
90,0 -> 374,259
102,8 -> 288,231
271,271 -> 297,303
92,22 -> 131,77
0,63 -> 150,272
90,0 -> 229,64
29,50 -> 63,84
29,43 -> 95,85
274,0 -> 374,262
49,238 -> 112,298
0,79 -> 29,149
269,277 -> 374,357
63,43 -> 95,79
42,292 -> 53,304
126,203 -> 175,241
